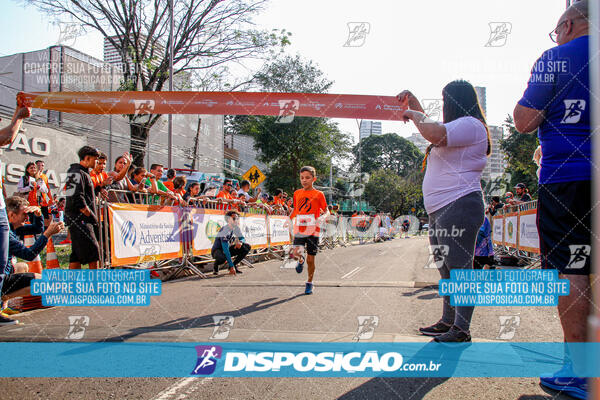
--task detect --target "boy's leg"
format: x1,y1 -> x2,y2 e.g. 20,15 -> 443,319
69,262 -> 81,269
307,254 -> 316,283
88,261 -> 98,270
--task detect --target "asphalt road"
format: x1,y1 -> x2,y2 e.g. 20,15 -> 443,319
0,236 -> 571,400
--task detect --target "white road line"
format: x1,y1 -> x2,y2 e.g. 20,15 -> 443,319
341,267 -> 361,279
152,377 -> 213,400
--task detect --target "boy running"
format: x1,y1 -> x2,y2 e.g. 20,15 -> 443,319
288,166 -> 329,295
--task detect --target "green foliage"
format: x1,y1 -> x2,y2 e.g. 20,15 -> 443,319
227,55 -> 352,194
500,116 -> 539,195
364,169 -> 424,217
353,133 -> 423,176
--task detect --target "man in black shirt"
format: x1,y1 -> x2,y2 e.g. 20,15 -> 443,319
487,196 -> 504,216
65,146 -> 100,270
211,211 -> 250,276
506,183 -> 533,205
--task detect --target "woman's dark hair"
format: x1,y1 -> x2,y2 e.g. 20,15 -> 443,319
442,80 -> 491,156
186,182 -> 200,195
24,162 -> 35,179
173,176 -> 186,190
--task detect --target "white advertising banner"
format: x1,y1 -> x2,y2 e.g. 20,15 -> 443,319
518,211 -> 540,253
239,214 -> 269,249
269,215 -> 291,246
504,214 -> 519,247
109,204 -> 183,266
492,216 -> 504,245
191,210 -> 227,256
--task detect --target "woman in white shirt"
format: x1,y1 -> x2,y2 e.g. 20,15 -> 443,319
398,80 -> 490,342
17,162 -> 48,206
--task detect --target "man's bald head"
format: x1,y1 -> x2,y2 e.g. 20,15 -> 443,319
555,0 -> 588,45
564,0 -> 588,20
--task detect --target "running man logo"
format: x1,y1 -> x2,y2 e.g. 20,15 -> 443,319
276,100 -> 299,123
353,315 -> 379,341
344,22 -> 371,47
132,99 -> 155,118
210,316 -> 235,340
138,244 -> 161,264
56,23 -> 81,47
121,220 -> 137,247
425,245 -> 448,269
561,99 -> 586,124
191,345 -> 223,375
497,315 -> 520,340
485,22 -> 512,47
421,99 -> 443,122
566,244 -> 591,270
65,315 -> 90,340
62,171 -> 82,197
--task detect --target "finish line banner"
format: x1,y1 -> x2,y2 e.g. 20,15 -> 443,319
17,91 -> 407,120
1,342 -> 599,378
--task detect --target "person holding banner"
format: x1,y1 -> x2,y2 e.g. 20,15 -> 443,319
211,211 -> 250,276
398,80 -> 489,342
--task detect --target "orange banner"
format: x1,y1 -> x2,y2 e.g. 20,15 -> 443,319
17,91 -> 406,120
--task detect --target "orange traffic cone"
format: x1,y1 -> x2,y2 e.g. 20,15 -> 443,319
23,235 -> 43,274
45,237 -> 60,269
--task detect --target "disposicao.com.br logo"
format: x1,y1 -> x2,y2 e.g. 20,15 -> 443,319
190,347 -> 441,376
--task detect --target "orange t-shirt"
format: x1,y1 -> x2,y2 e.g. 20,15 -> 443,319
216,190 -> 232,210
273,196 -> 285,206
163,181 -> 175,191
38,174 -> 53,206
290,188 -> 327,236
90,170 -> 109,188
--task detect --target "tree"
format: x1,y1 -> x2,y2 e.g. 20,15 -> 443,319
352,133 -> 423,176
26,0 -> 291,165
227,55 -> 352,193
500,115 -> 539,195
364,169 -> 424,217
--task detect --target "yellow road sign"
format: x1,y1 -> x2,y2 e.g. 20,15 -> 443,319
242,165 -> 266,189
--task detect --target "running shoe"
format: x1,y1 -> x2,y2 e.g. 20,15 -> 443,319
150,270 -> 160,278
228,267 -> 236,275
305,282 -> 313,295
419,321 -> 451,336
0,315 -> 17,326
1,307 -> 20,316
540,376 -> 587,399
433,326 -> 471,342
234,268 -> 243,274
295,258 -> 304,274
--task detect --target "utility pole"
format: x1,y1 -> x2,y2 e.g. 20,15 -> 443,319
167,0 -> 174,168
329,157 -> 333,204
191,118 -> 201,170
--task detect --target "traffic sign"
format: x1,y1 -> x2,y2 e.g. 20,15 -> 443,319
242,165 -> 266,189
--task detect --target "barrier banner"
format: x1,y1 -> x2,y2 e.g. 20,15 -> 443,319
17,91 -> 407,121
518,210 -> 540,253
190,209 -> 227,256
504,213 -> 519,248
492,215 -> 504,246
239,213 -> 269,249
268,215 -> 291,246
108,204 -> 183,267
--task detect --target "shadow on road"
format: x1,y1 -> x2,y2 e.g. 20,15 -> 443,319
103,295 -> 305,341
338,377 -> 448,399
401,286 -> 439,300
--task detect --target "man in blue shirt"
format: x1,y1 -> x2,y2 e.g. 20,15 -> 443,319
513,1 -> 589,398
211,211 -> 250,276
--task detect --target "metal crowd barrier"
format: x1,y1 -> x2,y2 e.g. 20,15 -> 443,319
95,189 -> 401,278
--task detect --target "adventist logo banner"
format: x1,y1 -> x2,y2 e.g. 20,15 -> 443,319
108,204 -> 183,266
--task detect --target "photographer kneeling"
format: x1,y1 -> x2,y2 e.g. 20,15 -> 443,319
211,211 -> 250,276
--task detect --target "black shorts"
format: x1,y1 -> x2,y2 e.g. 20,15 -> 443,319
69,221 -> 100,265
1,273 -> 36,297
473,256 -> 494,269
537,181 -> 591,275
293,235 -> 319,256
40,206 -> 50,219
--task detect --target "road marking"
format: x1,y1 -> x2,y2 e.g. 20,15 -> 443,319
153,377 -> 213,400
341,267 -> 362,279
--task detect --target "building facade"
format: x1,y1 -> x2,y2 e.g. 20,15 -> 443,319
0,45 -> 223,194
359,120 -> 382,140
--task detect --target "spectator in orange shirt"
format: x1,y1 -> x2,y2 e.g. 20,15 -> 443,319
35,160 -> 54,226
163,169 -> 176,191
216,179 -> 234,210
90,153 -> 113,190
